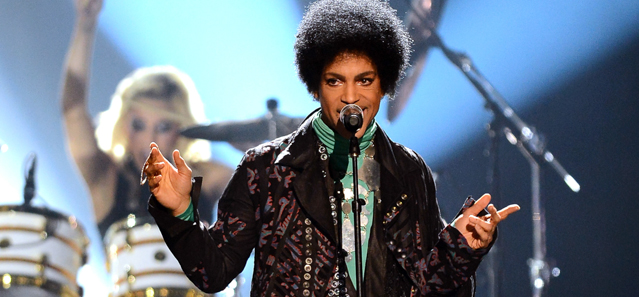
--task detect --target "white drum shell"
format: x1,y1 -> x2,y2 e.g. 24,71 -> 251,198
0,208 -> 88,293
105,218 -> 202,296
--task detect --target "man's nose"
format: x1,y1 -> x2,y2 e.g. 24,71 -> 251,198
341,83 -> 359,104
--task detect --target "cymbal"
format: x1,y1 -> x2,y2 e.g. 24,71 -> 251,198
180,98 -> 304,143
387,0 -> 447,122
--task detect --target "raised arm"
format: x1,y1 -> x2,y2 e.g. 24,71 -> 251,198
61,0 -> 116,222
62,0 -> 102,120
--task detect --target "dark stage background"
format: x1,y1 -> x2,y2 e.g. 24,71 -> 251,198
435,36 -> 639,296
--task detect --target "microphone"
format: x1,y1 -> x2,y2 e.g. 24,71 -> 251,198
23,154 -> 37,205
339,104 -> 363,134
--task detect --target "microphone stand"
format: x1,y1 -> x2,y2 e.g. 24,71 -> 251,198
349,135 -> 365,297
485,115 -> 503,297
430,31 -> 580,297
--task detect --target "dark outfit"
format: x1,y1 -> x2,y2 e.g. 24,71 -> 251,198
149,114 -> 493,296
98,158 -> 216,238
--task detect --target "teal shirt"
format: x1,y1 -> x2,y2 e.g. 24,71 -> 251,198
312,111 -> 377,288
175,198 -> 194,221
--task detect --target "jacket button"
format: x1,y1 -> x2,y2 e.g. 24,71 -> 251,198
304,264 -> 312,272
401,194 -> 408,200
303,289 -> 310,296
305,218 -> 312,225
304,273 -> 311,280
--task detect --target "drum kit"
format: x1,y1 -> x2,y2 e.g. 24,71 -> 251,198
0,205 -> 88,297
0,99 -> 302,297
0,155 -> 88,297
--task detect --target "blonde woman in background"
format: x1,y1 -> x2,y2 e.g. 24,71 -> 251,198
61,0 -> 232,236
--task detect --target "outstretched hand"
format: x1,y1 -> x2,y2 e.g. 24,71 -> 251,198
452,194 -> 520,250
142,142 -> 193,216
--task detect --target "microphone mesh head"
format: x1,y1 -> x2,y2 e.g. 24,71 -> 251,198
340,104 -> 363,133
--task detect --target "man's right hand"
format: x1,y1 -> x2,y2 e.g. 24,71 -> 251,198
143,143 -> 193,216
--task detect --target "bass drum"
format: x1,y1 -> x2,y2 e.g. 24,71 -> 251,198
0,205 -> 89,297
104,214 -> 214,297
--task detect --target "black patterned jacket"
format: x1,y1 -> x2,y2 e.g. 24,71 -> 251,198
149,114 -> 491,296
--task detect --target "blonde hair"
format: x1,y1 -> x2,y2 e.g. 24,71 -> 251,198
95,65 -> 211,163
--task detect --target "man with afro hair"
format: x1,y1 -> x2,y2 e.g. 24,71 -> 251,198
144,0 -> 520,296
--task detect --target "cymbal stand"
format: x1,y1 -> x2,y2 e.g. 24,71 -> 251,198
430,31 -> 580,297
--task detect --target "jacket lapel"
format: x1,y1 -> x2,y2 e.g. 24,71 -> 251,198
373,128 -> 419,213
275,115 -> 337,243
375,127 -> 430,285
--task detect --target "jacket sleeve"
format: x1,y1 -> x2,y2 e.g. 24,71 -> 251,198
415,157 -> 494,296
148,156 -> 258,293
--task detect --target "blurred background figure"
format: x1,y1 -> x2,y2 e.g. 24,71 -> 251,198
60,1 -> 234,295
61,0 -> 232,237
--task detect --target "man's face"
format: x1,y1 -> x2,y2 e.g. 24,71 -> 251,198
318,52 -> 383,139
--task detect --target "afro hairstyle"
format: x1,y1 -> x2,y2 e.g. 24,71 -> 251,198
294,0 -> 412,98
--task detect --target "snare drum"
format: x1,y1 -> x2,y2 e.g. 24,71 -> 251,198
104,214 -> 211,297
0,205 -> 89,297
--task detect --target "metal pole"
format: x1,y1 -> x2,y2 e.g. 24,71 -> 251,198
518,143 -> 549,297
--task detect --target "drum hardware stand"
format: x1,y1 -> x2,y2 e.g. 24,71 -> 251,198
430,31 -> 580,297
23,153 -> 37,206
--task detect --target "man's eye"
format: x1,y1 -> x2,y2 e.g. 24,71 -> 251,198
326,78 -> 341,86
131,118 -> 146,132
359,78 -> 373,85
